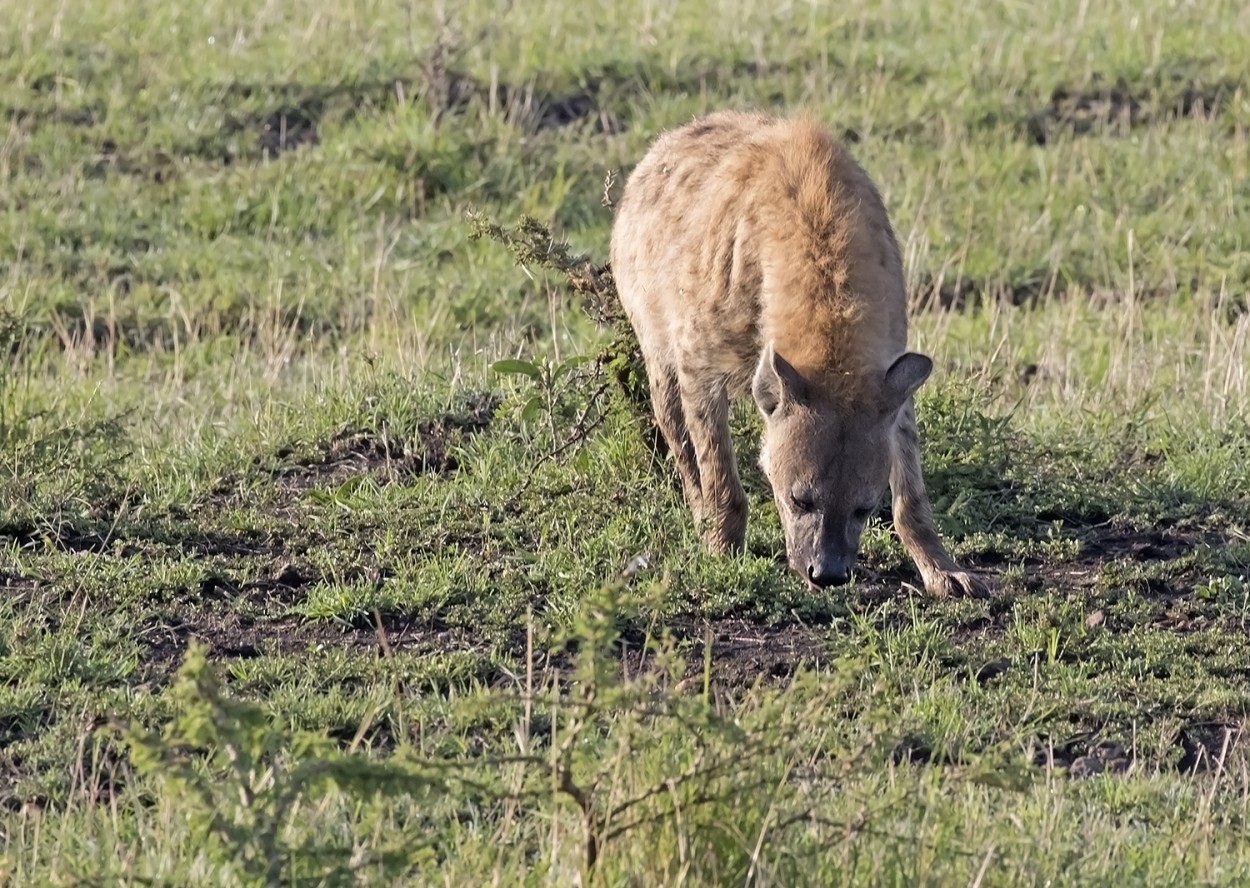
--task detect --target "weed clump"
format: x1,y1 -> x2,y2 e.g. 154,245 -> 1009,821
466,212 -> 652,429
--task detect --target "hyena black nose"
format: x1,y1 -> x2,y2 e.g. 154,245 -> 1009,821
807,558 -> 851,588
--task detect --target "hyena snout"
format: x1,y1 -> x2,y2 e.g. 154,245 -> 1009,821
806,552 -> 855,589
788,520 -> 862,589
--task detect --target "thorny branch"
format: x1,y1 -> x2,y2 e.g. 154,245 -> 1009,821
465,211 -> 655,431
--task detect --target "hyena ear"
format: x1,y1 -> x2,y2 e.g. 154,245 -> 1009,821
881,352 -> 933,415
753,342 -> 808,417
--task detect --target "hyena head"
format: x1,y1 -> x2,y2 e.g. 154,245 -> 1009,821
752,343 -> 933,590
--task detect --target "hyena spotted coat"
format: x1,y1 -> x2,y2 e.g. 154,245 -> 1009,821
610,110 -> 988,597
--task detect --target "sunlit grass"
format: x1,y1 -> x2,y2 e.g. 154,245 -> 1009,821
2,0 -> 1250,883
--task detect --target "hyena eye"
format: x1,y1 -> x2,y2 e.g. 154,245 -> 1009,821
789,493 -> 816,514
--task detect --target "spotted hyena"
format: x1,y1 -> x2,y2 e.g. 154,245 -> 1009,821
610,110 -> 988,597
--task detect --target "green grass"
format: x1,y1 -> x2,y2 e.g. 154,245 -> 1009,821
2,0 -> 1250,884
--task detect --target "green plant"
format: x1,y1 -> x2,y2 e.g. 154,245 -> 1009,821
467,212 -> 653,423
491,352 -> 594,437
119,644 -> 440,884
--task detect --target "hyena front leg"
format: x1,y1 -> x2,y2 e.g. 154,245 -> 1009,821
647,362 -> 704,522
889,401 -> 990,598
680,376 -> 748,552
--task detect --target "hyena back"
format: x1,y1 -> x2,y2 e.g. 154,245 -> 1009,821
610,110 -> 987,597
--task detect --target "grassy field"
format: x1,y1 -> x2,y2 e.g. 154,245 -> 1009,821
3,0 -> 1250,883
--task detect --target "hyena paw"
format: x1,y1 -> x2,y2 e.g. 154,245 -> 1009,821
923,567 -> 992,599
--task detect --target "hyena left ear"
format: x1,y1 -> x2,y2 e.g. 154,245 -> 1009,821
881,352 -> 933,415
753,342 -> 808,417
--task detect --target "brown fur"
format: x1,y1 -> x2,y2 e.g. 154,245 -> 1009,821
611,110 -> 988,597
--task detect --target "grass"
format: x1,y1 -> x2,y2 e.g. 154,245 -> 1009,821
2,0 -> 1250,883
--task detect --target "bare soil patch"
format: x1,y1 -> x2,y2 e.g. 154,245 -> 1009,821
1176,720 -> 1243,773
178,68 -> 625,168
910,270 -> 1191,313
1025,76 -> 1239,144
1024,525 -> 1218,599
269,392 -> 499,493
137,606 -> 491,672
696,618 -> 828,683
0,518 -> 285,560
257,106 -> 321,157
614,618 -> 829,690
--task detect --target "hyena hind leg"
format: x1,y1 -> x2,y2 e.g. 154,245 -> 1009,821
889,401 -> 991,598
679,378 -> 748,553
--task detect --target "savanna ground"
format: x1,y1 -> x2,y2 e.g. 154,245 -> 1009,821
2,0 -> 1250,884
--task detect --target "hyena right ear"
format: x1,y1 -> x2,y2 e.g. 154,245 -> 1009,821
881,352 -> 933,415
753,342 -> 808,417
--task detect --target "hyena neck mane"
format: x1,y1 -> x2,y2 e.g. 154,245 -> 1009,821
752,119 -> 906,401
763,272 -> 899,405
